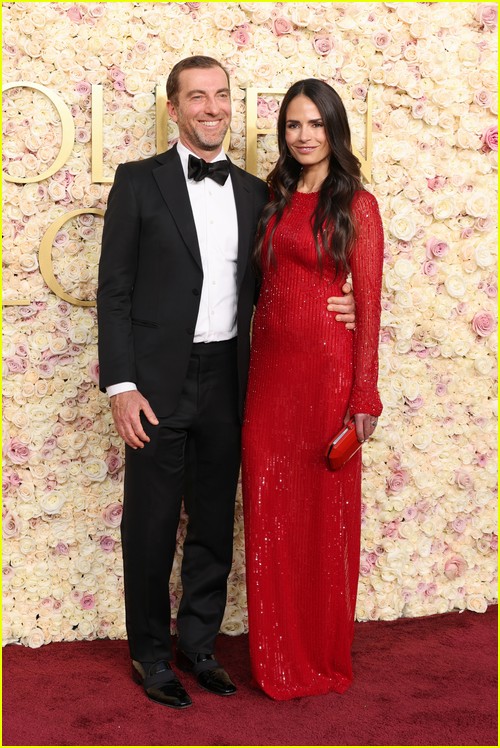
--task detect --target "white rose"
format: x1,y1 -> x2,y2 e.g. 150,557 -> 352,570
402,380 -> 420,401
389,214 -> 417,242
81,459 -> 108,482
465,192 -> 491,219
432,196 -> 455,220
466,594 -> 488,613
39,491 -> 66,515
474,356 -> 493,375
25,627 -> 45,648
453,339 -> 471,357
412,427 -> 433,451
393,258 -> 416,281
444,275 -> 467,298
278,36 -> 297,58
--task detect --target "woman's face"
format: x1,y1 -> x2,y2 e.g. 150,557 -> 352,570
284,95 -> 331,171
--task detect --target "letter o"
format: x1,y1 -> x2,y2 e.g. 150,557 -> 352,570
39,209 -> 104,307
2,81 -> 75,183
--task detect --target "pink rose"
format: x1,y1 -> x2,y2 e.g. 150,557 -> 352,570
382,521 -> 400,539
451,517 -> 467,534
424,583 -> 437,597
67,5 -> 83,23
386,469 -> 409,494
54,542 -> 69,556
359,558 -> 372,576
412,101 -> 425,118
3,511 -> 20,538
313,36 -> 333,56
404,506 -> 418,521
257,98 -> 270,117
5,356 -> 28,374
99,536 -> 116,553
75,81 -> 91,96
406,396 -> 424,411
107,66 -> 124,82
89,359 -> 100,384
476,3 -> 497,28
352,85 -> 367,100
426,176 -> 447,191
232,28 -> 251,47
106,449 -> 123,475
475,216 -> 493,232
435,383 -> 447,396
481,125 -> 498,151
81,593 -> 95,610
444,554 -> 467,580
371,30 -> 391,49
273,17 -> 293,36
422,260 -> 438,276
474,89 -> 493,108
102,502 -> 123,528
5,438 -> 30,465
426,237 -> 450,258
455,469 -> 473,490
471,311 -> 495,337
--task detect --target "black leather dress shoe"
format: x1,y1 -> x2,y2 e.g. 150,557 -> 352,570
132,660 -> 192,709
176,650 -> 237,696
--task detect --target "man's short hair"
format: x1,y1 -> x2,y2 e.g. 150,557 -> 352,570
166,56 -> 230,103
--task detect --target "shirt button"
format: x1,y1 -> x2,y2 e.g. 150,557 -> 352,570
186,327 -> 194,335
192,288 -> 200,296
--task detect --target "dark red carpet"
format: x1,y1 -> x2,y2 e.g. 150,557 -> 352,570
2,606 -> 497,746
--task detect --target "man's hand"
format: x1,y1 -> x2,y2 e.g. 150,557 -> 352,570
110,391 -> 159,449
327,281 -> 355,330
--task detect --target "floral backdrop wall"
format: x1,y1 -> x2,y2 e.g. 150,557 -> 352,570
2,2 -> 497,648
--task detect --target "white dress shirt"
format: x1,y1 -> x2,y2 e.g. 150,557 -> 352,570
107,141 -> 239,397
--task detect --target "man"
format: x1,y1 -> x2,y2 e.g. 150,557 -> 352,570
97,56 -> 355,709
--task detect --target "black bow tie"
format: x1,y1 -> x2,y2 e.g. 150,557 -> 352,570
188,155 -> 230,186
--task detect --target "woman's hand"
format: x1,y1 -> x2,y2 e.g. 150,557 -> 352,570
344,411 -> 378,443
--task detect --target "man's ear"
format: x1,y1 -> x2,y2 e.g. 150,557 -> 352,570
167,99 -> 178,123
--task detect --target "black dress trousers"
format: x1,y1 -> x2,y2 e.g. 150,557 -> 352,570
120,339 -> 241,663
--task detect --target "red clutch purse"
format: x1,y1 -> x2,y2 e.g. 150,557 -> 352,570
325,418 -> 362,470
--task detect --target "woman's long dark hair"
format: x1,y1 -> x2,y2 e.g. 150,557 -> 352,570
254,79 -> 364,276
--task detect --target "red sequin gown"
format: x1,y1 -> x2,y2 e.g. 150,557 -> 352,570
242,190 -> 384,700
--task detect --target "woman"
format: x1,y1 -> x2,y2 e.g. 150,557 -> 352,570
242,79 -> 384,700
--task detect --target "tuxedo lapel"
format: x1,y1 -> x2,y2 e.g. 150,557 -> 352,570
229,162 -> 254,290
152,148 -> 255,283
153,147 -> 202,270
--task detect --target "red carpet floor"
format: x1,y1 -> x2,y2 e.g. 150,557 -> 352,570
2,606 -> 497,746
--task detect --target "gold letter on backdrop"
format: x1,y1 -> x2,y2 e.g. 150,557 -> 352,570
245,88 -> 372,182
91,84 -> 111,184
2,82 -> 75,184
39,209 -> 104,306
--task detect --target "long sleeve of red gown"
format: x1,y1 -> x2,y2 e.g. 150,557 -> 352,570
347,190 -> 384,417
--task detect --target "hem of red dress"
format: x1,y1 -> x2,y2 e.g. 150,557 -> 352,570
258,675 -> 353,701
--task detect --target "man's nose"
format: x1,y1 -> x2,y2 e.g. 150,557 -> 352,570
204,97 -> 219,115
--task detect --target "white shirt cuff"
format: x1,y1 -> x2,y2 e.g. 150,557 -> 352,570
106,382 -> 137,397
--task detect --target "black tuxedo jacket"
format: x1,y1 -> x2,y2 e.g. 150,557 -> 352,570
97,146 -> 269,418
